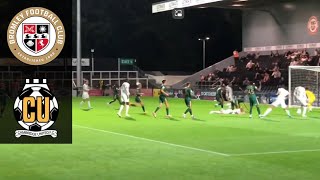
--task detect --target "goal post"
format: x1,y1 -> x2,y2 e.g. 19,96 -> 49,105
288,66 -> 320,107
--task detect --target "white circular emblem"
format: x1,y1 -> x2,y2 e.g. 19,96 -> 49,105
308,16 -> 319,35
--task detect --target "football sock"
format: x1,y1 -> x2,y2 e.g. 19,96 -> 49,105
125,105 -> 129,116
142,106 -> 145,112
263,108 -> 272,116
285,109 -> 291,116
302,106 -> 307,116
184,109 -> 189,114
88,101 -> 91,108
257,106 -> 261,115
109,99 -> 116,104
154,107 -> 160,113
80,101 -> 84,106
118,105 -> 124,114
166,108 -> 169,115
189,108 -> 193,115
249,106 -> 253,114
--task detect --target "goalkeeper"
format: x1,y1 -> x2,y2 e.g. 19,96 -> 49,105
305,87 -> 316,112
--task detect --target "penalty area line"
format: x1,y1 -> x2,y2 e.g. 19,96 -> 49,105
230,149 -> 320,156
73,124 -> 230,157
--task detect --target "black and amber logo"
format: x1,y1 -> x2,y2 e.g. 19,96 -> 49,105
13,79 -> 59,138
7,7 -> 65,65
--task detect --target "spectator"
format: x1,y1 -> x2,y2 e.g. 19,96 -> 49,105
270,51 -> 275,57
255,62 -> 260,71
200,75 -> 205,82
246,60 -> 254,70
272,69 -> 281,79
275,50 -> 280,57
290,59 -> 299,66
243,77 -> 250,86
261,72 -> 270,84
255,52 -> 260,59
233,49 -> 239,65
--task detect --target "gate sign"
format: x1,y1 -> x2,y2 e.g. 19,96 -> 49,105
120,58 -> 136,65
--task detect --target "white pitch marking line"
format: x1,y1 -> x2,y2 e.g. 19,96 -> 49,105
74,124 -> 230,157
230,149 -> 320,156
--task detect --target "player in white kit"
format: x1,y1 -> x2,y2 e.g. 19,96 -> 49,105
294,86 -> 308,117
226,84 -> 236,110
80,79 -> 93,109
261,87 -> 291,118
117,79 -> 131,117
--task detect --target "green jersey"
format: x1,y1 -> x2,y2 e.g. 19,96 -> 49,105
160,84 -> 166,97
246,85 -> 257,96
136,88 -> 142,97
112,85 -> 119,96
184,87 -> 192,99
216,87 -> 223,98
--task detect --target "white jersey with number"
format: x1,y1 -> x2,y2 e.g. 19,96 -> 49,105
277,88 -> 289,99
120,82 -> 130,103
226,86 -> 234,101
294,86 -> 307,106
82,84 -> 90,99
272,88 -> 289,108
294,86 -> 307,100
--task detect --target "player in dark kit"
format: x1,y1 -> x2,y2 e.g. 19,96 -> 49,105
215,84 -> 225,110
135,82 -> 146,113
108,84 -> 121,105
183,82 -> 195,119
245,81 -> 262,118
153,80 -> 171,118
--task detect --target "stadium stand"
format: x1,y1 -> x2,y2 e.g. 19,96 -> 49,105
195,49 -> 320,94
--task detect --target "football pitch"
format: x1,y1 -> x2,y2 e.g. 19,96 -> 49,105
1,96 -> 320,180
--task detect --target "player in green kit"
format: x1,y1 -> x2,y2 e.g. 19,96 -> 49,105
183,82 -> 195,119
153,80 -> 171,118
245,81 -> 262,118
215,84 -> 225,110
108,84 -> 121,105
135,82 -> 146,114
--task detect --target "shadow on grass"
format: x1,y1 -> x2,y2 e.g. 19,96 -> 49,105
192,118 -> 206,122
124,117 -> 136,121
166,117 -> 180,121
81,108 -> 92,111
260,118 -> 281,122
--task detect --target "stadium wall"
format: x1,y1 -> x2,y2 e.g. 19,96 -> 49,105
243,1 -> 320,47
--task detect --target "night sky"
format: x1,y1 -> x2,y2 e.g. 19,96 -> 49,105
74,0 -> 242,73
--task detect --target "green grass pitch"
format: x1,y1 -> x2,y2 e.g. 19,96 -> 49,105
1,96 -> 320,180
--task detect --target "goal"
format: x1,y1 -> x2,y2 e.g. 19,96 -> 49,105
288,66 -> 320,107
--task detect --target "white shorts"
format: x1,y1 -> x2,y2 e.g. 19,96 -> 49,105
82,92 -> 90,99
297,98 -> 308,106
272,98 -> 287,108
121,94 -> 130,103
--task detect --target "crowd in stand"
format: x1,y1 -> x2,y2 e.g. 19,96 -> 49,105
198,49 -> 320,91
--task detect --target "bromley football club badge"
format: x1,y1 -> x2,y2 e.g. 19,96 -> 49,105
13,79 -> 59,138
7,7 -> 65,65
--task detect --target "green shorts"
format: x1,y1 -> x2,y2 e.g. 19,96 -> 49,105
135,96 -> 141,103
159,95 -> 166,103
216,95 -> 223,103
249,95 -> 259,106
185,97 -> 191,107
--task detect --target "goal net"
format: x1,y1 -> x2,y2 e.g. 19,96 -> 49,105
289,66 -> 320,107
